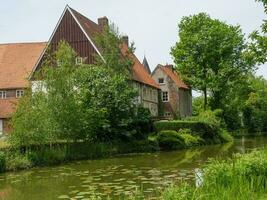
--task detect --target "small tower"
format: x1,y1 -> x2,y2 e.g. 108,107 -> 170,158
142,56 -> 151,74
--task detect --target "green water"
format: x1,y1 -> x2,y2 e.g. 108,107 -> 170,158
0,136 -> 266,200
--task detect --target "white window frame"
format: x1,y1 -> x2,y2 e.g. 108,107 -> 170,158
16,90 -> 24,98
75,57 -> 83,65
0,91 -> 7,99
158,78 -> 165,85
162,91 -> 169,102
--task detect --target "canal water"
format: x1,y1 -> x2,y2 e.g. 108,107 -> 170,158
0,136 -> 266,200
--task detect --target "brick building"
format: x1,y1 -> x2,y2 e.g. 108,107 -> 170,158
152,64 -> 192,118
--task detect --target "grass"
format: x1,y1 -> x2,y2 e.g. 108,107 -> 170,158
161,148 -> 267,200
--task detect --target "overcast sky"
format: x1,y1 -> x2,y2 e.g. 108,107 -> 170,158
0,0 -> 266,78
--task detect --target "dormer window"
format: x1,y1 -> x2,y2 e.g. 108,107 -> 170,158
158,78 -> 164,84
75,57 -> 83,65
0,91 -> 7,99
16,90 -> 24,98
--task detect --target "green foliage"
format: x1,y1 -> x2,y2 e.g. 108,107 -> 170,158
248,0 -> 267,64
178,129 -> 204,146
171,13 -> 252,109
0,152 -> 6,173
75,66 -> 139,141
154,120 -> 217,138
94,24 -> 134,77
157,130 -> 185,150
6,153 -> 32,171
27,147 -> 66,166
243,76 -> 267,132
192,96 -> 207,116
187,109 -> 223,129
10,90 -> 58,148
162,183 -> 195,200
157,130 -> 203,150
161,149 -> 267,200
218,129 -> 233,143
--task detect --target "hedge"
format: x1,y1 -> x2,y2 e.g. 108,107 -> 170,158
154,120 -> 218,138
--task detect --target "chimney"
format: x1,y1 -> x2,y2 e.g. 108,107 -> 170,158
122,36 -> 129,47
98,16 -> 109,32
165,64 -> 174,71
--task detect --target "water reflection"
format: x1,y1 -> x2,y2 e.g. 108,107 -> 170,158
0,136 -> 266,199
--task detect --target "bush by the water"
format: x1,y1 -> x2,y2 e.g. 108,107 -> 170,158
161,149 -> 267,200
157,130 -> 203,150
154,109 -> 232,149
5,152 -> 33,171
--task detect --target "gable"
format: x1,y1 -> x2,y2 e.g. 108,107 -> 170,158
32,6 -> 101,77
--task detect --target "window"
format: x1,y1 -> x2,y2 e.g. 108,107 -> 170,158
0,91 -> 6,99
16,90 -> 24,98
75,57 -> 83,65
162,91 -> 169,102
158,78 -> 164,84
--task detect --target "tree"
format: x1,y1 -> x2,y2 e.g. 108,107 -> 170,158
10,90 -> 58,149
249,0 -> 267,64
171,13 -> 253,109
94,24 -> 135,77
243,76 -> 267,132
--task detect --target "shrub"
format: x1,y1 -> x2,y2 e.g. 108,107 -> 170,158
6,153 -> 32,171
154,120 -> 217,139
157,130 -> 185,150
0,152 -> 6,173
178,129 -> 204,146
218,129 -> 233,143
27,147 -> 66,166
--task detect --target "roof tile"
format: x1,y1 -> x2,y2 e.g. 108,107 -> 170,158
0,42 -> 46,89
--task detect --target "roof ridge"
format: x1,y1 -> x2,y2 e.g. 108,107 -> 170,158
68,7 -> 99,27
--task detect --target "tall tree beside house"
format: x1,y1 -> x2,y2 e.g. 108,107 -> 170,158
94,24 -> 135,77
10,90 -> 59,149
171,13 -> 253,110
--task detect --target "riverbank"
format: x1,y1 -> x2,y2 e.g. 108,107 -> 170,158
0,131 -> 231,173
161,148 -> 267,200
0,136 -> 266,200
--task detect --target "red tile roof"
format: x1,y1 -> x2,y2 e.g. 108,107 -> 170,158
121,44 -> 160,89
0,98 -> 18,118
0,42 -> 46,89
70,7 -> 159,89
158,64 -> 189,89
